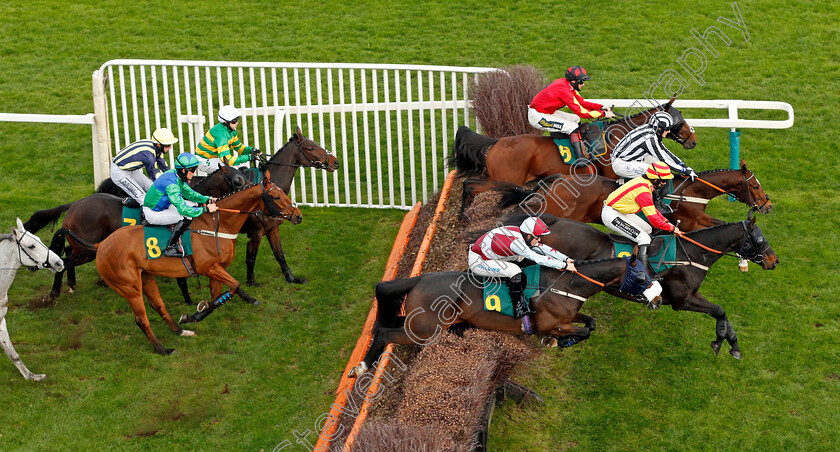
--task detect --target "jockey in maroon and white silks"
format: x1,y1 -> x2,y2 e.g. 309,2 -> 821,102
468,217 -> 574,279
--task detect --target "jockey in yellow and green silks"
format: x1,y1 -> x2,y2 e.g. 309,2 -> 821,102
194,105 -> 261,174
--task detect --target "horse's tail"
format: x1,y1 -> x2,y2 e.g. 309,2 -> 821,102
374,276 -> 423,328
23,202 -> 74,233
56,228 -> 99,251
446,126 -> 497,177
95,178 -> 127,197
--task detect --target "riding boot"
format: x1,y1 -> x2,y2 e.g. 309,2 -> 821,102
163,218 -> 193,257
507,273 -> 533,319
653,183 -> 673,214
636,244 -> 659,283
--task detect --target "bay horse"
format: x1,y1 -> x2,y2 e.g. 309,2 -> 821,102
449,98 -> 697,186
23,165 -> 247,305
495,160 -> 772,231
243,126 -> 338,285
94,179 -> 297,355
349,255 -> 638,378
1,218 -> 64,381
505,212 -> 778,359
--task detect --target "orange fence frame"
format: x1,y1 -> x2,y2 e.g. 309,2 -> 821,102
340,170 -> 457,451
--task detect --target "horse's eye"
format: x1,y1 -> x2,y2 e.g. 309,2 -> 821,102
28,245 -> 36,250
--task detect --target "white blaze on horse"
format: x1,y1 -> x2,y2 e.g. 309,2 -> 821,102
0,218 -> 64,381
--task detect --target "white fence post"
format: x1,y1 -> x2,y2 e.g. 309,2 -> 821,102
92,69 -> 112,187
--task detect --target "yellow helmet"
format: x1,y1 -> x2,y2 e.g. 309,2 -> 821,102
646,161 -> 674,180
152,128 -> 178,146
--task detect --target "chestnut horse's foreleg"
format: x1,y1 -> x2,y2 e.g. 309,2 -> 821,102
265,225 -> 306,284
141,273 -> 192,338
203,263 -> 260,306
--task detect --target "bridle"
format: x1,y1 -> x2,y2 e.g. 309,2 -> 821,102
1,232 -> 55,271
669,170 -> 770,209
666,116 -> 695,145
213,183 -> 297,220
261,137 -> 333,169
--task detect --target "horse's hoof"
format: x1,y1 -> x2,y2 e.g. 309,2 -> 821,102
246,280 -> 262,287
291,277 -> 308,284
710,341 -> 722,356
67,287 -> 74,294
540,337 -> 558,348
729,349 -> 742,360
248,299 -> 261,306
348,362 -> 368,378
180,329 -> 196,337
178,314 -> 193,324
29,374 -> 47,382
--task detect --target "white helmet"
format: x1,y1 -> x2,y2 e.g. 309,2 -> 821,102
151,128 -> 178,146
218,105 -> 242,123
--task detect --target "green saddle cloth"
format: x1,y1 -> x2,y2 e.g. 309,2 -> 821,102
122,205 -> 142,227
482,265 -> 542,317
143,225 -> 192,260
613,235 -> 677,273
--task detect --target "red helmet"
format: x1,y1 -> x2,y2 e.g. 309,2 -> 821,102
565,66 -> 591,83
520,217 -> 550,237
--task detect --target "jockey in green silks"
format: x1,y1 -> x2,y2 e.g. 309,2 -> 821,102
194,105 -> 261,175
143,153 -> 218,257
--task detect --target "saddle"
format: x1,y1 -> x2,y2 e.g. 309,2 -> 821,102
609,234 -> 668,256
122,197 -> 141,208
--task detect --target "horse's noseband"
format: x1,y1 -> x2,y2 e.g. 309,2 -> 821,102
739,221 -> 770,263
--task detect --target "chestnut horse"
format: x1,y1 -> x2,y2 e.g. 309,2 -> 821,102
97,127 -> 338,286
504,213 -> 778,359
23,165 -> 247,305
495,161 -> 772,231
349,255 -> 636,377
95,179 -> 299,355
449,98 -> 697,186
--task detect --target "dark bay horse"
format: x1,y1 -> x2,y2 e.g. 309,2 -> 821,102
95,179 -> 295,355
505,213 -> 778,359
242,126 -> 338,285
496,161 -> 772,231
450,98 -> 697,186
23,165 -> 246,304
349,255 -> 639,378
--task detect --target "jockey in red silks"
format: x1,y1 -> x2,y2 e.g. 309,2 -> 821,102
469,217 -> 576,318
528,66 -> 616,157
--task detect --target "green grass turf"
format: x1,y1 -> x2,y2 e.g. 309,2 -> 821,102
0,0 -> 837,450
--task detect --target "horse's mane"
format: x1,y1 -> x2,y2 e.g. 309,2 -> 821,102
0,233 -> 13,242
685,220 -> 744,237
697,168 -> 739,176
215,182 -> 260,202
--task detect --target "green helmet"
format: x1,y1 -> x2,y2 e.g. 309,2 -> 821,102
174,152 -> 200,169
